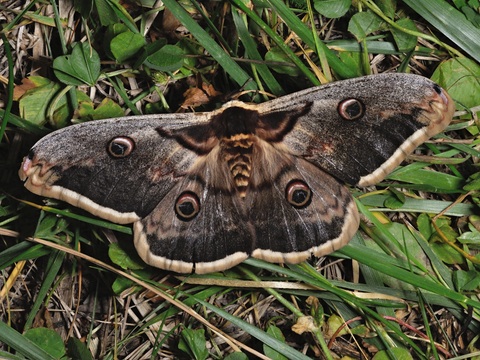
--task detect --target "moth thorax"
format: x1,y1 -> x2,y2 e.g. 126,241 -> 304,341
221,134 -> 254,198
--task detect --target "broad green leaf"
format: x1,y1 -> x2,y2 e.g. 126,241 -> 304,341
453,270 -> 480,291
372,347 -> 413,360
348,11 -> 383,41
0,322 -> 57,360
457,230 -> 480,245
263,325 -> 288,360
144,44 -> 185,71
24,328 -> 66,359
94,0 -> 119,26
225,352 -> 249,360
314,0 -> 351,19
431,57 -> 480,113
387,165 -> 464,192
109,243 -> 144,270
430,243 -> 465,265
18,76 -> 90,127
417,213 -> 433,240
390,18 -> 418,52
90,98 -> 124,120
375,0 -> 397,19
19,77 -> 62,125
110,31 -> 146,63
178,328 -> 209,360
53,42 -> 100,86
461,5 -> 480,28
66,337 -> 93,360
104,23 -> 130,60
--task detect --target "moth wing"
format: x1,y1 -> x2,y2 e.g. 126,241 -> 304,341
133,143 -> 359,274
255,73 -> 454,187
20,113 -> 215,224
249,156 -> 359,264
133,150 -> 253,274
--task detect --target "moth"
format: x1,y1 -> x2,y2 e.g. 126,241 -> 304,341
19,73 -> 455,274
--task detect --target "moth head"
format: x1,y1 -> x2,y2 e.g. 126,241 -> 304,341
285,180 -> 312,209
175,191 -> 201,221
337,98 -> 365,120
107,137 -> 135,158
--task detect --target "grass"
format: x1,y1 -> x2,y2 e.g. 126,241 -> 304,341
1,0 -> 480,359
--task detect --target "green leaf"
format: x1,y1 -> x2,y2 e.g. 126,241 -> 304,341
430,242 -> 465,265
461,5 -> 480,28
263,325 -> 288,360
178,328 -> 209,360
453,270 -> 480,291
390,18 -> 418,52
24,328 -> 66,359
372,347 -> 413,360
66,337 -> 93,360
417,213 -> 433,240
313,0 -> 351,19
225,352 -> 249,360
162,0 -> 257,90
387,165 -> 464,192
18,77 -> 91,127
431,57 -> 480,113
457,230 -> 480,245
53,42 -> 100,86
19,76 -> 61,125
144,44 -> 185,71
94,0 -> 119,26
348,11 -> 383,41
90,98 -> 124,120
104,23 -> 130,60
110,31 -> 146,63
375,0 -> 397,19
74,0 -> 93,18
109,243 -> 144,270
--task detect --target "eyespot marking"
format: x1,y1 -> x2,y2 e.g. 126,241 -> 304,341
175,191 -> 201,221
286,180 -> 312,209
107,137 -> 135,158
338,98 -> 365,121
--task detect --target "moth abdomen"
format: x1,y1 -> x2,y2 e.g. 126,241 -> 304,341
221,134 -> 255,197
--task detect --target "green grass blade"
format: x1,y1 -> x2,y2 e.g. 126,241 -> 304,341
194,297 -> 312,360
231,7 -> 285,96
161,0 -> 257,91
264,0 -> 358,79
402,0 -> 480,62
